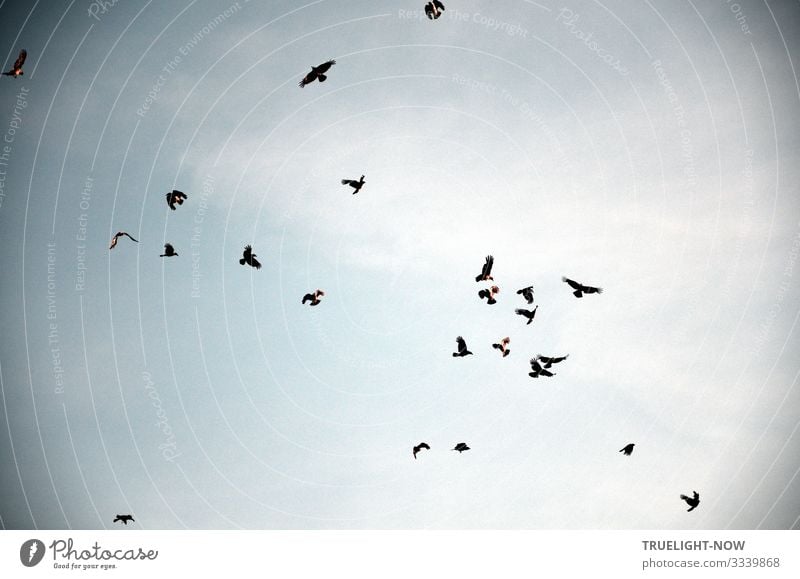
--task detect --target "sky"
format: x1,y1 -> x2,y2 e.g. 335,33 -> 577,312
0,0 -> 798,530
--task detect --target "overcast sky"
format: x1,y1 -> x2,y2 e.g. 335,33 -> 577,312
0,0 -> 798,530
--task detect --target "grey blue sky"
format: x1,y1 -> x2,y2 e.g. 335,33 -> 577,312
0,0 -> 799,529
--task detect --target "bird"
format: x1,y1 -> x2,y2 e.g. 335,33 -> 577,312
478,285 -> 500,304
452,336 -> 473,357
475,255 -> 494,282
619,443 -> 635,456
492,337 -> 510,357
528,358 -> 554,378
109,231 -> 138,249
452,442 -> 470,453
413,442 -> 430,459
239,245 -> 261,269
2,49 -> 26,78
299,59 -> 336,87
113,514 -> 135,525
679,491 -> 700,512
165,190 -> 188,210
160,243 -> 178,257
341,175 -> 365,194
302,289 -> 325,306
514,306 -> 538,325
425,0 -> 445,19
562,276 -> 603,298
536,354 -> 569,368
516,286 -> 535,304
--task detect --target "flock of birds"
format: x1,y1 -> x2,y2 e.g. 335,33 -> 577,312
3,6 -> 702,525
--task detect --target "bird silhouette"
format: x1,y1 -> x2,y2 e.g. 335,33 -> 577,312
2,49 -> 26,78
113,514 -> 135,525
160,243 -> 178,257
528,358 -> 554,378
452,336 -> 473,357
478,285 -> 500,304
452,442 -> 470,453
239,245 -> 261,269
299,59 -> 336,87
341,175 -> 365,194
562,277 -> 603,298
425,0 -> 445,19
165,190 -> 188,210
475,255 -> 494,282
302,289 -> 325,306
679,491 -> 700,512
536,354 -> 569,368
619,443 -> 635,456
109,231 -> 138,249
413,442 -> 430,459
492,337 -> 510,357
515,306 -> 538,325
516,285 -> 535,304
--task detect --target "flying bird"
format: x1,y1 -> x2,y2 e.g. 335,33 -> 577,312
160,243 -> 178,257
536,354 -> 569,368
341,175 -> 365,194
562,276 -> 603,298
413,442 -> 430,459
302,289 -> 325,306
299,59 -> 336,87
452,442 -> 470,453
619,443 -> 635,456
679,491 -> 700,512
514,306 -> 538,325
239,245 -> 261,269
528,358 -> 554,378
516,285 -> 535,304
113,514 -> 135,525
109,231 -> 138,249
478,285 -> 500,304
492,337 -> 510,357
2,49 -> 26,78
165,190 -> 188,210
425,0 -> 445,19
475,255 -> 494,282
452,336 -> 473,357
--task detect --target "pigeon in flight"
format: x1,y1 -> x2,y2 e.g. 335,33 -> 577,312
113,514 -> 135,525
302,289 -> 325,306
516,285 -> 535,304
562,277 -> 603,298
514,306 -> 538,325
478,285 -> 500,305
299,59 -> 336,87
536,354 -> 569,368
165,190 -> 188,210
619,443 -> 635,456
492,337 -> 510,357
109,231 -> 138,249
342,175 -> 365,194
425,0 -> 445,20
452,336 -> 473,357
413,442 -> 430,459
679,491 -> 700,512
160,243 -> 178,257
528,358 -> 554,378
2,49 -> 26,78
475,255 -> 494,282
239,245 -> 261,269
452,442 -> 470,453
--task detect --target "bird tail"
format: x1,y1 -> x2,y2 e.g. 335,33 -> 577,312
318,74 -> 327,82
573,291 -> 583,298
239,258 -> 246,265
492,343 -> 501,350
503,350 -> 509,357
452,353 -> 458,357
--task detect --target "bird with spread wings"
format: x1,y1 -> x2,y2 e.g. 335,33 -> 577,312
2,49 -> 26,78
239,245 -> 261,269
109,231 -> 138,249
452,336 -> 473,357
425,1 -> 445,20
165,190 -> 188,210
299,60 -> 336,87
475,255 -> 494,282
562,276 -> 603,298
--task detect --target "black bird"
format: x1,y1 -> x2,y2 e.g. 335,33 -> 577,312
679,491 -> 700,512
165,190 -> 188,210
478,285 -> 500,305
160,243 -> 178,257
528,358 -> 554,378
2,49 -> 26,78
516,285 -> 535,304
424,0 -> 445,19
452,336 -> 473,357
619,443 -> 635,456
536,354 -> 569,368
113,514 -> 135,525
302,289 -> 325,306
299,59 -> 336,87
475,255 -> 494,282
341,175 -> 365,194
514,306 -> 538,325
109,231 -> 138,249
239,245 -> 261,269
492,337 -> 510,357
562,276 -> 603,298
452,442 -> 470,453
413,442 -> 430,459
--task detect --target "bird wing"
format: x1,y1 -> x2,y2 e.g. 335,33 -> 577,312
433,0 -> 445,10
14,49 -> 26,69
123,232 -> 138,243
562,277 -> 582,290
164,243 -> 173,252
482,255 -> 494,277
419,442 -> 430,450
425,3 -> 434,17
316,59 -> 335,73
251,256 -> 262,269
515,308 -> 529,316
299,70 -> 317,87
584,285 -> 603,294
342,179 -> 355,186
456,336 -> 466,351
